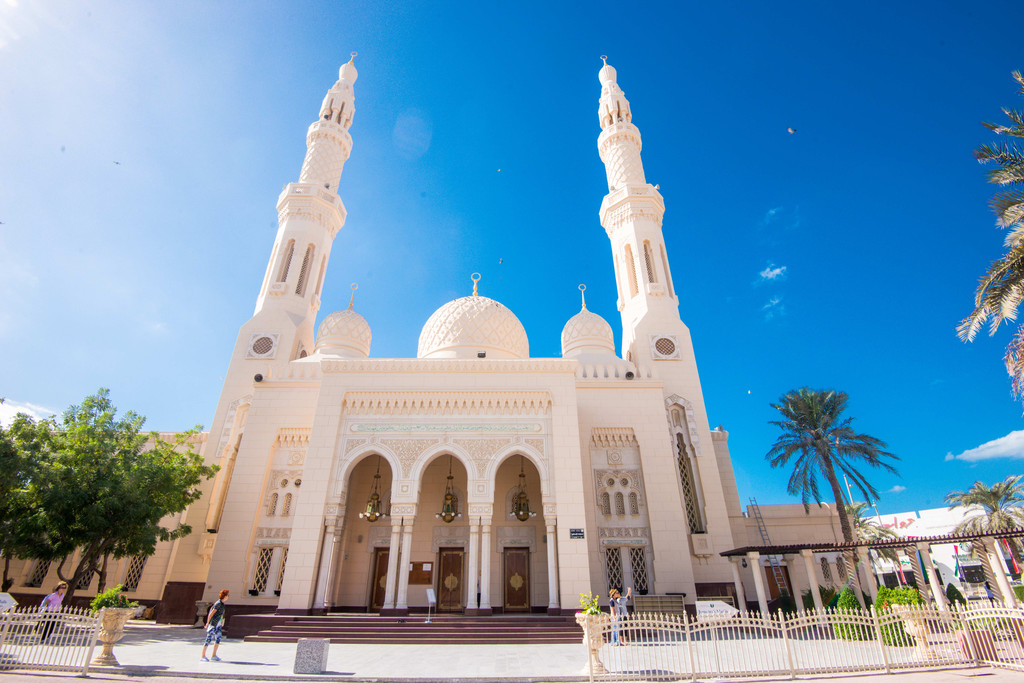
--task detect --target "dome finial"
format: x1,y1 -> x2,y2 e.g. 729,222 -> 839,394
471,272 -> 481,297
600,55 -> 607,66
349,51 -> 358,64
579,283 -> 587,310
348,282 -> 358,309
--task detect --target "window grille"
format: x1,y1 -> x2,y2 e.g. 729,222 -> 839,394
655,337 -> 676,356
268,493 -> 278,516
75,569 -> 93,590
629,492 -> 640,515
614,492 -> 625,516
629,547 -> 649,594
276,548 -> 288,593
25,560 -> 50,587
282,493 -> 293,517
624,246 -> 638,297
821,557 -> 832,583
123,555 -> 148,592
600,492 -> 611,515
253,547 -> 274,593
643,242 -> 656,283
295,245 -> 314,295
836,555 -> 847,580
605,547 -> 623,593
676,434 -> 705,533
276,240 -> 295,282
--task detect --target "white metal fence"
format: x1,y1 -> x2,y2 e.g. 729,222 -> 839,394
0,606 -> 101,675
587,604 -> 1024,681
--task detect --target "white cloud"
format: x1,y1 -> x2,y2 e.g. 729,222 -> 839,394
758,263 -> 787,281
762,295 -> 785,320
887,485 -> 906,494
762,206 -> 782,224
945,430 -> 1024,462
0,398 -> 58,426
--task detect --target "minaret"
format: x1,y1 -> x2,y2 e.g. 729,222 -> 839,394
596,56 -> 678,363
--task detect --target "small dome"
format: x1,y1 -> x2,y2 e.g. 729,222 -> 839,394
339,53 -> 358,84
418,295 -> 529,359
316,308 -> 371,358
561,308 -> 615,357
599,62 -> 617,86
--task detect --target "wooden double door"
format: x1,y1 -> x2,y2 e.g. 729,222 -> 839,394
503,547 -> 530,612
437,547 -> 464,612
370,548 -> 389,611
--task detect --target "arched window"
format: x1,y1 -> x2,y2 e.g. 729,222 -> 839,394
629,492 -> 639,515
600,492 -> 611,515
836,555 -> 847,580
282,493 -> 293,517
643,241 -> 657,283
268,493 -> 278,516
624,245 -> 639,297
276,240 -> 295,283
821,557 -> 832,583
676,433 -> 705,533
295,245 -> 314,295
660,245 -> 674,297
614,492 -> 625,515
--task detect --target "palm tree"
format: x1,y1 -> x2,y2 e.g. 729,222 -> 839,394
766,388 -> 899,544
958,71 -> 1024,399
946,475 -> 1024,566
847,502 -> 899,563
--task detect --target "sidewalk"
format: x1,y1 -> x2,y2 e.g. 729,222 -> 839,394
3,621 -> 1021,682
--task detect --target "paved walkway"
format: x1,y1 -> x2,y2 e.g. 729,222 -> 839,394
2,621 -> 1021,682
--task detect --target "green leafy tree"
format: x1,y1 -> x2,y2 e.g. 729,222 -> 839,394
958,71 -> 1024,398
12,389 -> 216,600
0,415 -> 41,591
766,388 -> 899,544
945,475 -> 1024,566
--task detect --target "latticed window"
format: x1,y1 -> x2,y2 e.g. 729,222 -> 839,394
276,548 -> 288,593
253,547 -> 274,593
676,434 -> 705,533
282,493 -> 293,517
821,557 -> 832,583
605,547 -> 623,593
629,547 -> 649,594
276,240 -> 295,282
25,560 -> 50,587
836,555 -> 847,580
599,492 -> 611,515
624,246 -> 638,297
76,568 -> 93,590
629,492 -> 640,515
295,245 -> 314,295
268,493 -> 278,516
123,555 -> 148,592
643,242 -> 657,283
614,492 -> 625,515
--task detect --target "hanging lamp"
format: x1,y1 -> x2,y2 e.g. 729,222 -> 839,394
510,456 -> 537,522
358,457 -> 387,522
435,455 -> 461,524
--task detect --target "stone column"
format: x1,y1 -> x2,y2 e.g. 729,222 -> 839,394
729,558 -> 747,612
396,521 -> 415,611
323,513 -> 346,609
856,547 -> 877,603
546,522 -> 559,612
466,521 -> 480,612
916,542 -> 947,612
785,557 -> 802,605
801,550 -> 824,612
984,537 -> 1016,606
747,551 -> 769,615
383,522 -> 402,609
479,518 -> 492,613
312,522 -> 338,610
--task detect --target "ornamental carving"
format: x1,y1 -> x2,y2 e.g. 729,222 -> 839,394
453,438 -> 511,477
431,526 -> 469,552
496,525 -> 536,552
345,438 -> 368,454
592,428 -> 638,449
380,438 -> 440,477
255,527 -> 292,542
389,503 -> 416,518
342,391 -> 552,417
598,527 -> 649,539
287,450 -> 305,465
276,428 -> 311,448
467,503 -> 492,517
525,438 -> 545,455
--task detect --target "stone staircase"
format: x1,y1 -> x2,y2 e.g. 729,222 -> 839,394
239,613 -> 584,644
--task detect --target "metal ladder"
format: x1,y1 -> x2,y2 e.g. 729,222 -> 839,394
749,497 -> 789,597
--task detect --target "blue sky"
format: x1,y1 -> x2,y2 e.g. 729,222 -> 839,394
1,1 -> 1023,515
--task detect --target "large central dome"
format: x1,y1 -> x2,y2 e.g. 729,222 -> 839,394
417,295 -> 529,359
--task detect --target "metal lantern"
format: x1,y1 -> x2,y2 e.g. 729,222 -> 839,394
435,456 -> 461,524
358,457 -> 387,522
510,456 -> 537,522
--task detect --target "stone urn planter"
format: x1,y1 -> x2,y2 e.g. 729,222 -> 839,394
892,605 -> 939,660
91,608 -> 135,666
575,612 -> 609,675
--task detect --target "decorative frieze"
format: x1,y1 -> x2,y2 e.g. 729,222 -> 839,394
525,437 -> 545,455
592,427 -> 638,449
353,423 -> 541,433
323,359 -> 575,375
431,526 -> 470,552
389,503 -> 416,518
496,525 -> 536,552
380,438 -> 441,477
342,391 -> 552,417
598,526 -> 649,546
255,527 -> 291,545
276,428 -> 311,448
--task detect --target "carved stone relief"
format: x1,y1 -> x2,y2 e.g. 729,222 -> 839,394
452,438 -> 511,477
496,525 -> 536,552
432,526 -> 470,552
380,438 -> 441,478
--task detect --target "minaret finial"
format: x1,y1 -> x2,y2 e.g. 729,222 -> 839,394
471,273 -> 481,297
348,282 -> 358,309
349,51 -> 357,64
600,55 -> 608,66
579,284 -> 587,310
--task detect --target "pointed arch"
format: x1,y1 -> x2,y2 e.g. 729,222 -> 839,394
276,239 -> 295,283
295,244 -> 315,295
407,445 -> 475,498
665,394 -> 707,533
336,446 -> 401,497
643,240 -> 657,283
624,245 -> 639,297
485,443 -> 548,498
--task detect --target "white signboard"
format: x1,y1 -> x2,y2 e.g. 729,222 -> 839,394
425,588 -> 436,606
0,593 -> 18,611
696,600 -> 738,621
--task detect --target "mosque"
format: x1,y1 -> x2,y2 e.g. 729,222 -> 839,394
10,57 -> 864,620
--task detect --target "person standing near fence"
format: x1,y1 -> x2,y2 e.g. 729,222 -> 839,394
609,587 -> 632,645
37,581 -> 68,641
201,589 -> 229,662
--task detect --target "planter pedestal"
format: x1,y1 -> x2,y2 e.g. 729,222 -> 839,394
575,612 -> 609,675
91,608 -> 135,666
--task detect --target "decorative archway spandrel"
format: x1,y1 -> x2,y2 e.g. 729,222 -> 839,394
380,438 -> 441,477
452,437 -> 512,477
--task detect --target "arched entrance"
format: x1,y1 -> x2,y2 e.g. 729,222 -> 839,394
491,454 -> 545,613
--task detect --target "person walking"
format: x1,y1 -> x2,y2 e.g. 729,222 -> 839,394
38,581 -> 68,641
608,587 -> 632,645
201,589 -> 229,662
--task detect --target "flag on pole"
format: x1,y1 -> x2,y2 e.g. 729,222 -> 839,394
953,545 -> 961,578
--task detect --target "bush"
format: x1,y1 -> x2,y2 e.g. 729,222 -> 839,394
89,584 -> 139,613
1014,585 -> 1024,603
802,586 -> 838,611
946,583 -> 967,607
874,586 -> 923,646
833,587 -> 866,641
